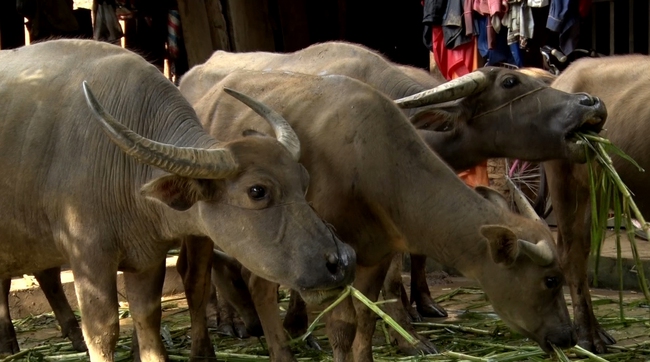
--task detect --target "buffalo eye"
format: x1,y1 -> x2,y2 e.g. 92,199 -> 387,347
502,77 -> 519,89
545,276 -> 560,289
248,185 -> 267,200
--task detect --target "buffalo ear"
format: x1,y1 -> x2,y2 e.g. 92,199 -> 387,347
480,225 -> 520,266
475,186 -> 510,211
409,106 -> 461,132
141,175 -> 212,211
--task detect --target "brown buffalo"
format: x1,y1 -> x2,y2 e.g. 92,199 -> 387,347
0,39 -> 355,361
178,69 -> 577,361
185,41 -> 607,330
545,54 -> 650,353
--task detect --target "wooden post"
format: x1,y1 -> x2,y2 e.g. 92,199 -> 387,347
176,0 -> 215,67
224,0 -> 275,52
276,0 -> 309,52
204,0 -> 231,51
628,0 -> 634,53
0,1 -> 26,49
591,4 -> 597,50
609,0 -> 615,55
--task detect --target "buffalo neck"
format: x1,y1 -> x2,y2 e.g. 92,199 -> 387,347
93,77 -> 218,241
417,129 -> 488,172
355,116 -> 505,279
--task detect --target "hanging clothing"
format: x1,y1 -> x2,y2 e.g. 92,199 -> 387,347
528,0 -> 549,6
502,0 -> 535,47
432,26 -> 476,80
579,0 -> 592,18
472,0 -> 508,51
476,15 -> 523,66
464,0 -> 475,35
473,0 -> 508,17
458,161 -> 490,187
457,45 -> 489,189
442,0 -> 474,49
546,0 -> 581,55
422,0 -> 449,51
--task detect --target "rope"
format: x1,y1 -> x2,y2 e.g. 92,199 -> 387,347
470,87 -> 546,120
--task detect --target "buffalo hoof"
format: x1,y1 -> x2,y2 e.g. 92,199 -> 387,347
304,334 -> 322,351
0,339 -> 19,358
577,326 -> 616,354
396,336 -> 438,356
66,326 -> 87,352
216,320 -> 250,339
415,296 -> 448,318
0,322 -> 19,357
404,303 -> 423,322
599,328 -> 617,346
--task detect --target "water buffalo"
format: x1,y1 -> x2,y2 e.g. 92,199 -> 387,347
188,41 -> 605,168
182,40 -> 606,354
178,69 -> 578,361
545,54 -> 650,353
186,41 -> 606,330
0,39 -> 355,361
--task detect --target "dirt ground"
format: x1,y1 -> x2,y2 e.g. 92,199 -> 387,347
9,272 -> 650,361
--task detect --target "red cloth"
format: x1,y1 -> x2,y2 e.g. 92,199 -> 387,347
431,26 -> 488,187
579,0 -> 592,18
432,26 -> 476,80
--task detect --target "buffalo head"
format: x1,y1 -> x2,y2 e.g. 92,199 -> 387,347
82,82 -> 356,305
395,68 -> 607,170
473,187 -> 576,352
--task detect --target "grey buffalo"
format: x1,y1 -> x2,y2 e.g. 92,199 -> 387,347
545,55 -> 650,353
186,41 -> 607,333
0,39 -> 354,361
178,69 -> 577,362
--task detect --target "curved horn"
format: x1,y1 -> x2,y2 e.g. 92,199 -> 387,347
82,81 -> 238,179
518,239 -> 554,266
395,71 -> 488,108
506,178 -> 542,222
223,87 -> 301,161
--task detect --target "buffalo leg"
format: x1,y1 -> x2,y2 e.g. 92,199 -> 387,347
211,252 -> 260,338
247,275 -> 296,362
34,268 -> 87,352
71,260 -> 119,362
206,282 -> 219,329
545,161 -> 615,353
350,258 -> 392,362
124,261 -> 167,362
177,237 -> 216,361
0,278 -> 18,356
409,254 -> 447,318
283,290 -> 321,350
206,281 -> 249,340
381,254 -> 438,356
324,293 -> 356,362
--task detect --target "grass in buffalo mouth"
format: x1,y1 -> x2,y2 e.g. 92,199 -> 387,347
576,131 -> 650,316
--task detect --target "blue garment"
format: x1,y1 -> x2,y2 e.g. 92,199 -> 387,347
422,0 -> 449,50
546,0 -> 580,55
475,16 -> 523,67
442,0 -> 473,49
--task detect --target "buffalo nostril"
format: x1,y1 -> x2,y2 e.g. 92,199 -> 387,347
578,93 -> 596,106
325,252 -> 339,275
